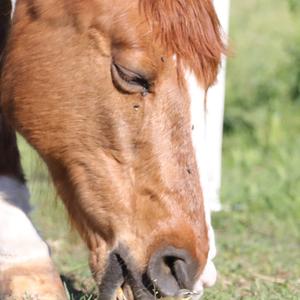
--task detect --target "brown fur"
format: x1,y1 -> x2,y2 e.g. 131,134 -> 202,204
140,0 -> 225,88
0,0 -> 24,181
0,0 -> 223,295
0,259 -> 66,300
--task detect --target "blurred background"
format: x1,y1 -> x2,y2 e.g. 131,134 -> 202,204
19,0 -> 300,299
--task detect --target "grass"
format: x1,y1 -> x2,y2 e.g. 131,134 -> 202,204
17,0 -> 300,299
202,103 -> 300,299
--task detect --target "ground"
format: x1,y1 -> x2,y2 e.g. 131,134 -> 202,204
18,0 -> 300,299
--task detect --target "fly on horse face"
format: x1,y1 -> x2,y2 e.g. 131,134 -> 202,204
0,0 -> 224,299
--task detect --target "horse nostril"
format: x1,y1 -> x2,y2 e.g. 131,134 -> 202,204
147,247 -> 198,297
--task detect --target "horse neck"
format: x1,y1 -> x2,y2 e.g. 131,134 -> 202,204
0,111 -> 24,182
0,0 -> 12,57
0,1 -> 24,182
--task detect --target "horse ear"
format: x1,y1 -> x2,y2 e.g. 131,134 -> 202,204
140,0 -> 226,88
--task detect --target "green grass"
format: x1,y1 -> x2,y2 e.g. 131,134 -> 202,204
202,103 -> 300,299
17,0 -> 300,299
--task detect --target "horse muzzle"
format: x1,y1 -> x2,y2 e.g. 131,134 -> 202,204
98,246 -> 207,300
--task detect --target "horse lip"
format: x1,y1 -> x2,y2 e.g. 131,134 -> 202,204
99,250 -> 200,300
97,252 -> 124,300
98,249 -> 153,300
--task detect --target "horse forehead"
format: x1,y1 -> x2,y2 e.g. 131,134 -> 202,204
94,0 -> 152,45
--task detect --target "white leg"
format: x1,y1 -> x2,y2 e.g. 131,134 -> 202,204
0,176 -> 66,299
0,177 -> 49,267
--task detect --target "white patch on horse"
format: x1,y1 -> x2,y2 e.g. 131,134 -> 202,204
0,176 -> 50,270
184,70 -> 218,295
192,260 -> 217,300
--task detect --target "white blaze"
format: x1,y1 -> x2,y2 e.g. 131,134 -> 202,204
10,0 -> 17,18
199,0 -> 230,213
187,0 -> 230,296
185,70 -> 218,293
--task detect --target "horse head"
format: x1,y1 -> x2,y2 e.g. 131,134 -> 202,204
1,0 -> 224,298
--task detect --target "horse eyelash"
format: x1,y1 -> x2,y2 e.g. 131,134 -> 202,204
129,76 -> 150,91
114,63 -> 150,91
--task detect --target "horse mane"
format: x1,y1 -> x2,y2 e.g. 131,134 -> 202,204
140,0 -> 225,89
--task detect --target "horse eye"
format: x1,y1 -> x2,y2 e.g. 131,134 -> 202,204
111,63 -> 151,94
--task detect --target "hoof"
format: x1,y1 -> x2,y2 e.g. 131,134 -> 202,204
0,259 -> 67,300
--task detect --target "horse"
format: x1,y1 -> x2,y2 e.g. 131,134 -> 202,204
0,0 -> 224,299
